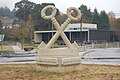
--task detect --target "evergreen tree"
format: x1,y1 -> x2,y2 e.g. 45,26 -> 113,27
0,7 -> 14,18
92,8 -> 102,30
78,4 -> 92,23
0,7 -> 5,17
100,11 -> 110,30
4,7 -> 14,18
14,0 -> 35,22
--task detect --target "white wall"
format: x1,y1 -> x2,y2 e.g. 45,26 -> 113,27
65,23 -> 97,31
34,34 -> 42,43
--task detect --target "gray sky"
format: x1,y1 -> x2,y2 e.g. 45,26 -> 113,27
0,0 -> 120,14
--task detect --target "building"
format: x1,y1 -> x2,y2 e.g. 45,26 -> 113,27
34,23 -> 119,44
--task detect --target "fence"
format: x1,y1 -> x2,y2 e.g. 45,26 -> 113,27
91,42 -> 120,48
79,42 -> 120,51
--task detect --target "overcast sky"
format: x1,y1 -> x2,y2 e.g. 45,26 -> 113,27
0,0 -> 120,14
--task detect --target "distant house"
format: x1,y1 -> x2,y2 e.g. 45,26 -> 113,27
2,25 -> 12,29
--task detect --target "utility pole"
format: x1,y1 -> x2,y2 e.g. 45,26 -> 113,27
28,14 -> 34,44
52,22 -> 53,37
80,16 -> 83,45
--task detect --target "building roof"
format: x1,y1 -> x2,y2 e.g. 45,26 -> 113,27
35,23 -> 97,33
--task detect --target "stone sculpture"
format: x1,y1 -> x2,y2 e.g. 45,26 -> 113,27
36,5 -> 82,72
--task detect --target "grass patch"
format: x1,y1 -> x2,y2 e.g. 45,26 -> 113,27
0,45 -> 13,51
23,43 -> 39,49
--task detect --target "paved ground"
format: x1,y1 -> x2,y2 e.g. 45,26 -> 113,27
0,53 -> 36,63
0,48 -> 120,65
81,48 -> 120,65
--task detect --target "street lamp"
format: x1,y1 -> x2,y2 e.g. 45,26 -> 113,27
29,26 -> 32,43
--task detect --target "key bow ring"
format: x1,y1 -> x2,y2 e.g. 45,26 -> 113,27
41,5 -> 81,49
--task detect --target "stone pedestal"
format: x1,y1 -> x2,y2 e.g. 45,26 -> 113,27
36,64 -> 82,73
36,42 -> 83,72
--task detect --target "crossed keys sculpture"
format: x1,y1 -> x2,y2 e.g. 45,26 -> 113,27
37,5 -> 82,70
40,5 -> 81,49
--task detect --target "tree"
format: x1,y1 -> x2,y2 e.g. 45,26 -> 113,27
109,14 -> 116,31
13,0 -> 36,43
114,18 -> 120,31
12,26 -> 30,48
12,27 -> 29,40
14,0 -> 35,22
92,8 -> 102,30
4,7 -> 14,18
14,0 -> 60,31
0,7 -> 14,18
79,5 -> 92,23
13,1 -> 61,43
100,11 -> 110,30
92,9 -> 110,30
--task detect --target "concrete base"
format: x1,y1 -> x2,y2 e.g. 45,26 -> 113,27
36,42 -> 82,73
